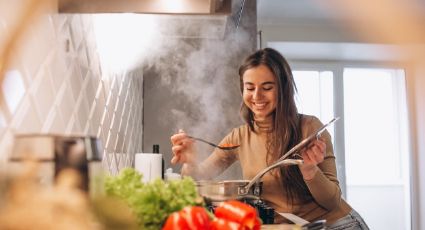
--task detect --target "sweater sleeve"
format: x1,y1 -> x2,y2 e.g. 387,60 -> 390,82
185,128 -> 239,180
303,117 -> 343,211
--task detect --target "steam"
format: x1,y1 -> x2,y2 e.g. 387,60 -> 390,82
93,13 -> 253,165
149,27 -> 251,133
153,23 -> 252,163
98,15 -> 252,138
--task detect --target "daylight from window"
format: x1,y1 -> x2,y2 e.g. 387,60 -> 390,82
293,67 -> 410,230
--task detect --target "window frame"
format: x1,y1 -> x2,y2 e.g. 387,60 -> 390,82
289,60 -> 410,201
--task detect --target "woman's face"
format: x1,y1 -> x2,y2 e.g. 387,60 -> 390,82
242,64 -> 278,121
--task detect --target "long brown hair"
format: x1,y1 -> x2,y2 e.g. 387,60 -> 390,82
239,48 -> 313,204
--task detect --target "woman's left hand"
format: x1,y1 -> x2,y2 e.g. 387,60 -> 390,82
299,138 -> 326,180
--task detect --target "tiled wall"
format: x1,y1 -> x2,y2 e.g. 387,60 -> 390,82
0,2 -> 143,174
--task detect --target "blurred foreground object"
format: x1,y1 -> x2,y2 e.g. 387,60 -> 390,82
8,134 -> 104,196
317,0 -> 425,59
0,0 -> 55,102
0,163 -> 138,230
0,166 -> 99,229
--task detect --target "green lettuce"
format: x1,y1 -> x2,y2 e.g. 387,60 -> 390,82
104,168 -> 203,230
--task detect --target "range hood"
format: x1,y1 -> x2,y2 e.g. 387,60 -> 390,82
58,0 -> 231,15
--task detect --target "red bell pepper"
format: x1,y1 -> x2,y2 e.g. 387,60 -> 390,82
180,206 -> 211,229
210,218 -> 243,230
214,200 -> 260,230
162,211 -> 190,230
162,206 -> 211,230
163,201 -> 261,230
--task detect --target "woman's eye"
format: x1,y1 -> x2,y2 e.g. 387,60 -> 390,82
246,87 -> 255,91
263,87 -> 273,91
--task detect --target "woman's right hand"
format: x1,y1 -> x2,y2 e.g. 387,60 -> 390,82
170,129 -> 197,165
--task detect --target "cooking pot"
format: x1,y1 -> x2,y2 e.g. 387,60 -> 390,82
196,159 -> 303,202
196,179 -> 262,203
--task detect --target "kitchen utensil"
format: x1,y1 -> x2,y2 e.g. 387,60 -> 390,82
196,159 -> 303,202
277,117 -> 340,162
196,180 -> 260,202
187,135 -> 240,150
240,159 -> 303,195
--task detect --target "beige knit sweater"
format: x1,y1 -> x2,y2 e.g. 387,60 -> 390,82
186,115 -> 352,224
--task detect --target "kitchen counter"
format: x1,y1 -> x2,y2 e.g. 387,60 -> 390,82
262,224 -> 300,230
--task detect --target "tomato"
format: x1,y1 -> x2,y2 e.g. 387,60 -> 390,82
162,212 -> 190,230
214,200 -> 260,230
210,218 -> 243,230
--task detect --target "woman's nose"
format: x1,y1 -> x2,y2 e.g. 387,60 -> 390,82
253,88 -> 263,99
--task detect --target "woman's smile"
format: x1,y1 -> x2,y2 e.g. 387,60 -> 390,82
251,101 -> 269,111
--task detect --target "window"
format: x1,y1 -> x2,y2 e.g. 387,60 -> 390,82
343,68 -> 410,230
293,70 -> 334,137
293,66 -> 410,230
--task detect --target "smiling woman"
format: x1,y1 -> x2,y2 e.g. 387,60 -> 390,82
170,48 -> 370,229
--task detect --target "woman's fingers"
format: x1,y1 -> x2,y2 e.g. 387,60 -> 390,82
299,139 -> 327,179
302,149 -> 315,163
302,140 -> 326,164
171,132 -> 185,145
315,139 -> 326,153
170,129 -> 195,165
171,142 -> 184,164
172,144 -> 185,152
171,155 -> 180,164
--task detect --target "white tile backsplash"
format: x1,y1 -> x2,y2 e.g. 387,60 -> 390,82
47,107 -> 66,133
84,71 -> 97,103
69,65 -> 83,99
76,92 -> 90,133
58,83 -> 76,124
33,69 -> 55,120
16,99 -> 42,133
0,4 -> 143,172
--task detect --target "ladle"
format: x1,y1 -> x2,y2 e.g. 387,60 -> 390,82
187,135 -> 240,150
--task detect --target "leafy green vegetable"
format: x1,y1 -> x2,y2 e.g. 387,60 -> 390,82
104,168 -> 203,230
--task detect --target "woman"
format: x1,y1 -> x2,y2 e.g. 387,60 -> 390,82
170,48 -> 369,229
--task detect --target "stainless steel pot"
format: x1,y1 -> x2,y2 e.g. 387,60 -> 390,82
196,180 -> 262,202
196,159 -> 303,202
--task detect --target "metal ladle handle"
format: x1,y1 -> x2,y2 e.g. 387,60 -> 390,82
240,159 -> 303,195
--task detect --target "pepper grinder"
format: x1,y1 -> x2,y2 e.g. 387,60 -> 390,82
153,144 -> 164,179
